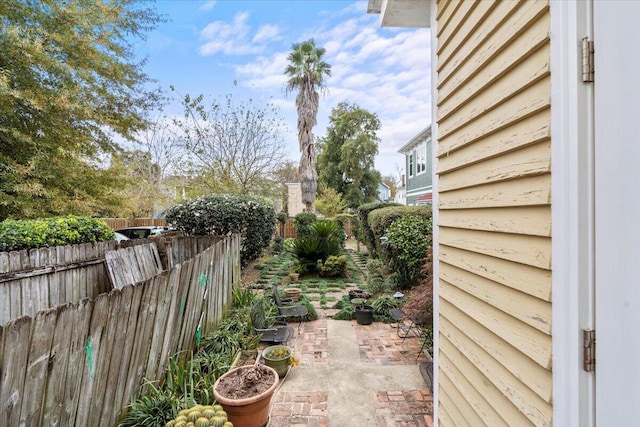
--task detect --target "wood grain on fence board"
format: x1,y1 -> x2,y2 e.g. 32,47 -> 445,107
0,316 -> 30,427
19,307 -> 57,426
0,235 -> 239,425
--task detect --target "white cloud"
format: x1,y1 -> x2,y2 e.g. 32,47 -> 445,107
253,24 -> 280,43
192,2 -> 430,176
200,1 -> 216,11
199,11 -> 274,56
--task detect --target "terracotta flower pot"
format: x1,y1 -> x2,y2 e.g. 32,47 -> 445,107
213,365 -> 279,427
284,288 -> 301,301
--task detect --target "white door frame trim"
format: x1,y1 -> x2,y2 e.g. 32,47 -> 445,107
550,1 -> 595,426
429,1 -> 439,425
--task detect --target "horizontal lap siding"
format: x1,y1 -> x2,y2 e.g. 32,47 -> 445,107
435,1 -> 551,426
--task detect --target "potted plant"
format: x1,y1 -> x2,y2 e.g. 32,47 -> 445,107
164,404 -> 232,426
284,287 -> 301,301
261,345 -> 299,378
351,297 -> 374,325
349,289 -> 371,300
213,364 -> 279,427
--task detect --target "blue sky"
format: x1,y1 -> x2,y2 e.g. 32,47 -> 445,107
135,0 -> 431,178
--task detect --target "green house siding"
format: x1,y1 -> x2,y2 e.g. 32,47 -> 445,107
404,137 -> 433,205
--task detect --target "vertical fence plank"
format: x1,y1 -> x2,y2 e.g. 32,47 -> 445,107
95,289 -> 125,426
19,308 -> 57,426
158,265 -> 182,374
0,316 -> 31,426
143,273 -> 172,383
74,294 -> 109,427
119,283 -> 145,414
175,258 -> 194,352
124,280 -> 158,400
40,303 -> 73,425
60,298 -> 93,426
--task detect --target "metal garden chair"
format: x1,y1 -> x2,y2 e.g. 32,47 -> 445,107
250,299 -> 293,345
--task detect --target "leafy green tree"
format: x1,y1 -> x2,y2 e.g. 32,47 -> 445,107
317,102 -> 382,209
313,187 -> 346,217
284,39 -> 331,212
0,0 -> 162,220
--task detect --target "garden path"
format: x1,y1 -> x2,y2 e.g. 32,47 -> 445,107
268,318 -> 433,427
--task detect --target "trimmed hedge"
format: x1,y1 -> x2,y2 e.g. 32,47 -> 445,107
294,212 -> 317,239
356,202 -> 400,258
369,205 -> 432,263
0,215 -> 115,252
385,214 -> 433,289
165,194 -> 276,264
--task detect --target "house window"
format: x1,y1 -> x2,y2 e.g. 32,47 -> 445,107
416,144 -> 426,174
408,153 -> 414,177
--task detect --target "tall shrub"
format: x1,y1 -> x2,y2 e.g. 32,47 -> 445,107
294,212 -> 317,239
370,206 -> 432,263
165,194 -> 276,264
356,202 -> 399,258
385,214 -> 433,289
0,216 -> 114,252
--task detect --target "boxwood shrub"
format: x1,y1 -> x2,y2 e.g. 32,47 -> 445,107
0,216 -> 114,252
294,212 -> 317,239
370,205 -> 432,263
385,214 -> 433,289
356,202 -> 400,258
165,194 -> 276,264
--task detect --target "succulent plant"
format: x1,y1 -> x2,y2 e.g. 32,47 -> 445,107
187,411 -> 202,423
166,404 -> 232,427
210,416 -> 227,427
202,408 -> 216,419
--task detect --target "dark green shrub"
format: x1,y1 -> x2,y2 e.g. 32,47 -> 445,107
0,215 -> 114,252
385,214 -> 433,289
356,202 -> 399,258
370,206 -> 432,263
294,212 -> 317,238
165,194 -> 276,265
371,295 -> 399,318
286,219 -> 344,274
365,258 -> 387,294
269,236 -> 284,254
317,255 -> 348,277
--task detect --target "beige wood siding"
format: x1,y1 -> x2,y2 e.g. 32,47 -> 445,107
435,1 -> 552,425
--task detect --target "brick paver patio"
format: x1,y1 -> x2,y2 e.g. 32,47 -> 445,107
269,318 -> 433,426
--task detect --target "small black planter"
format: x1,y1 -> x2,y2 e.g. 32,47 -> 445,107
355,305 -> 374,325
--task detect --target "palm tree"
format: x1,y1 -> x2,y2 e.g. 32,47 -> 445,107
285,39 -> 331,212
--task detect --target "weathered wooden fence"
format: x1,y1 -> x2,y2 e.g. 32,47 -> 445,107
277,218 -> 354,239
100,218 -> 168,230
0,236 -> 220,325
0,235 -> 240,426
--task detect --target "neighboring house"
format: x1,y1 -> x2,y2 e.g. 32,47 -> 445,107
368,1 -> 638,426
399,126 -> 432,205
285,183 -> 305,217
377,181 -> 391,202
395,175 -> 407,205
